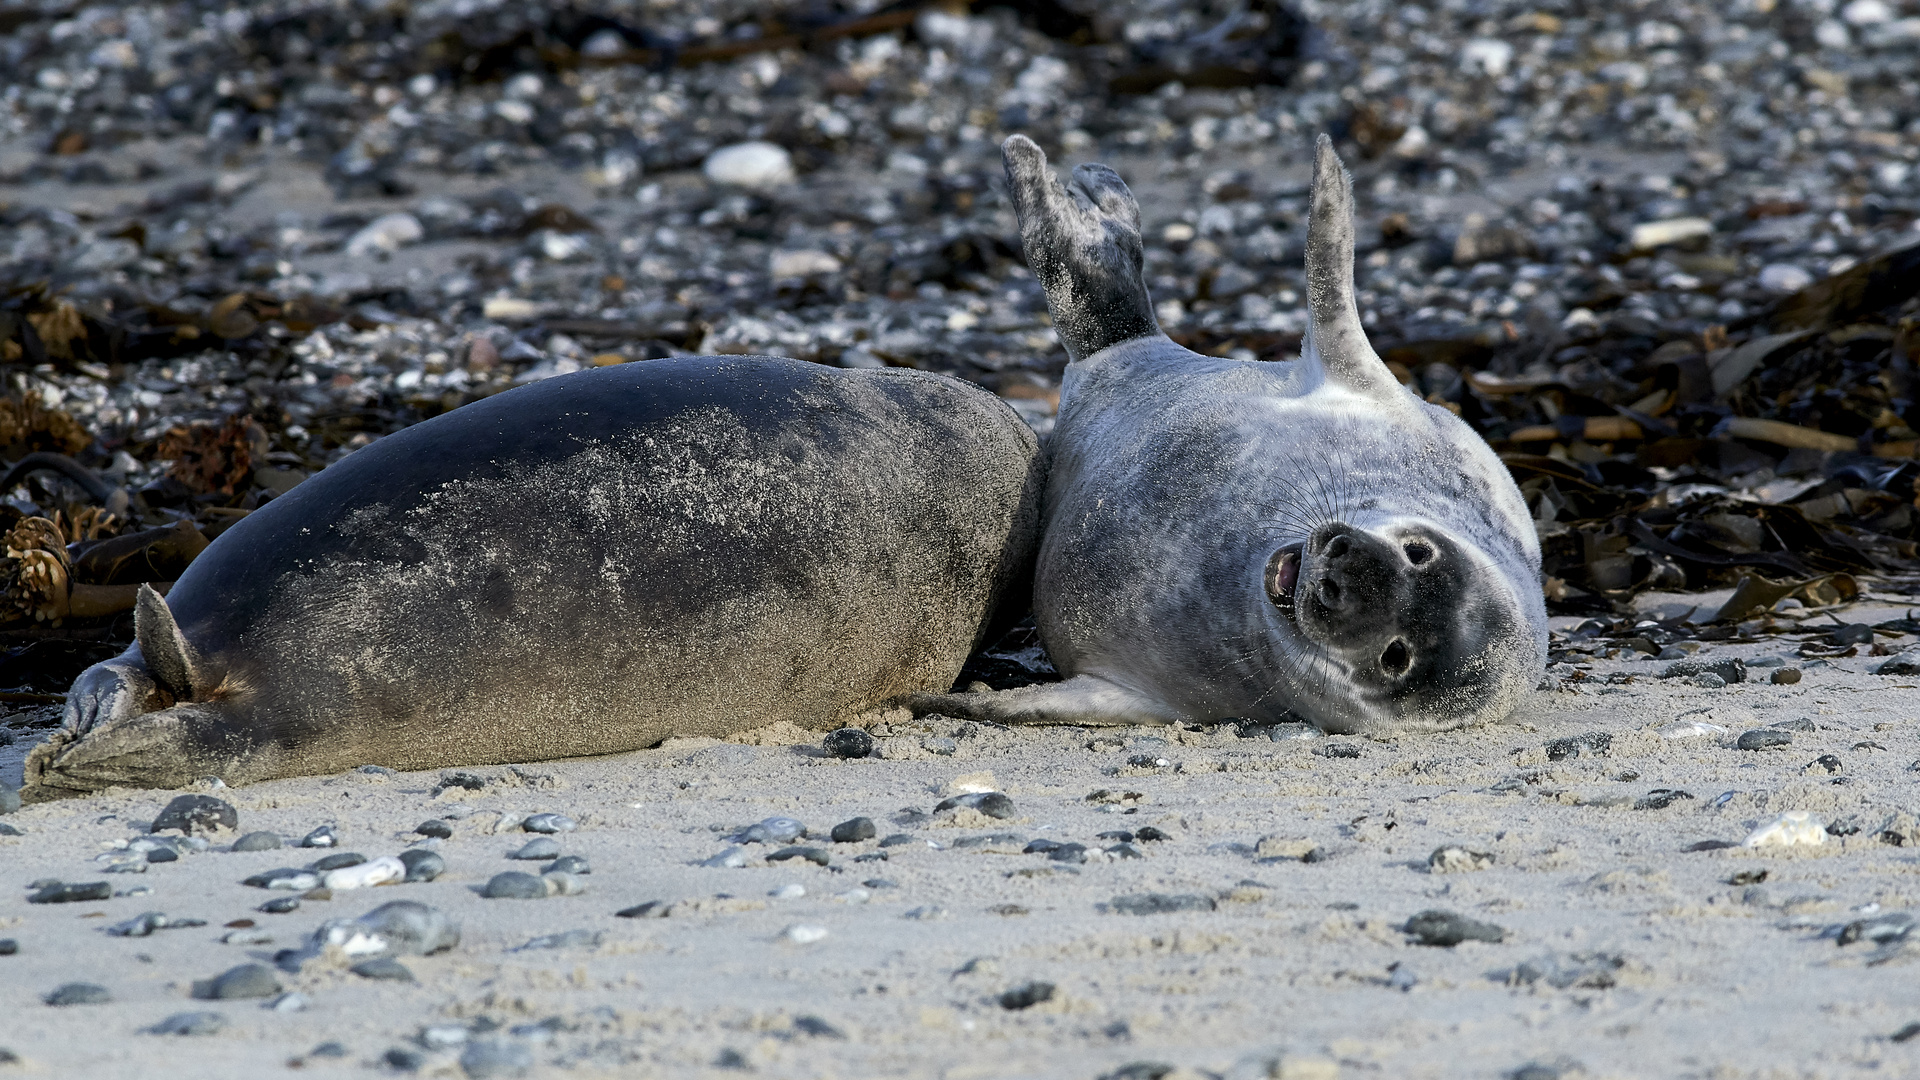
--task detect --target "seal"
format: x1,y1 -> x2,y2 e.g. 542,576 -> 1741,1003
25,356 -> 1042,797
908,134 -> 1547,734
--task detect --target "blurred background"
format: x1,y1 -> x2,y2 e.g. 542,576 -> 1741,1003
2,0 -> 1920,693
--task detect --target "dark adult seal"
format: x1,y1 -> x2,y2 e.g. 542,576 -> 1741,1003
909,135 -> 1546,734
25,357 -> 1041,797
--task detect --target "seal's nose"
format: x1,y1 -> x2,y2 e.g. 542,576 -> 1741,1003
1308,525 -> 1398,622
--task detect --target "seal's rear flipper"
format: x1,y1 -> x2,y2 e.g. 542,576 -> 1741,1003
1304,134 -> 1407,403
1002,135 -> 1160,363
136,583 -> 201,702
23,702 -> 243,799
902,674 -> 1184,727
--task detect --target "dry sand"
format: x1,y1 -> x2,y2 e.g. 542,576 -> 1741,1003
3,602 -> 1919,1080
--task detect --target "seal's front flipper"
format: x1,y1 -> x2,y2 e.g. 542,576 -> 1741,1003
903,674 -> 1184,727
1002,135 -> 1159,363
63,658 -> 159,735
24,702 -> 242,799
1303,134 -> 1408,404
136,583 -> 202,701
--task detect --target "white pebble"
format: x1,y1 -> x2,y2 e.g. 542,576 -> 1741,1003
703,141 -> 795,190
1629,217 -> 1712,251
323,856 -> 406,890
770,883 -> 807,899
769,249 -> 842,278
222,928 -> 274,945
1744,811 -> 1828,849
1758,264 -> 1814,294
782,924 -> 829,944
345,213 -> 424,258
1657,720 -> 1728,739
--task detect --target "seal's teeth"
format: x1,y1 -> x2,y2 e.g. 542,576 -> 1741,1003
1266,546 -> 1302,607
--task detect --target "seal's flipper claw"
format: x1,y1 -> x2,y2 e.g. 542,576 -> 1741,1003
1304,134 -> 1404,401
903,675 -> 1183,727
64,658 -> 157,735
135,583 -> 200,702
1002,135 -> 1159,363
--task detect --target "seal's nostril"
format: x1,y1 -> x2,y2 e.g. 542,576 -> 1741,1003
1319,579 -> 1342,606
1381,639 -> 1409,674
1325,535 -> 1350,559
1404,541 -> 1433,565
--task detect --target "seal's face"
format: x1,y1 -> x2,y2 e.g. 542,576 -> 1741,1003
1262,520 -> 1528,732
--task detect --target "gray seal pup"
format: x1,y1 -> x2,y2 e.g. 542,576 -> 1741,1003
25,356 -> 1041,797
910,134 -> 1546,734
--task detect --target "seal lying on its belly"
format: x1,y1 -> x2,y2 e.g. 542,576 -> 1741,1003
25,357 -> 1041,798
910,134 -> 1546,734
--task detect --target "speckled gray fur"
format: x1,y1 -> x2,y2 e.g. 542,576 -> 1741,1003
26,357 -> 1041,797
909,135 -> 1546,734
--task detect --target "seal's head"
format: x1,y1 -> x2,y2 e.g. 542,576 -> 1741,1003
1262,517 -> 1539,733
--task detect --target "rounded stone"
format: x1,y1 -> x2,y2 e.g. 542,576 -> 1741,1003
483,872 -> 550,899
822,728 -> 874,759
830,817 -> 877,843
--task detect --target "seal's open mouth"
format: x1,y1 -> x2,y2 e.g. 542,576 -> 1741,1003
1265,544 -> 1303,608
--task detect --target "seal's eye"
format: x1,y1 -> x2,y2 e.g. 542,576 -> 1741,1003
1403,540 -> 1434,565
1381,639 -> 1410,675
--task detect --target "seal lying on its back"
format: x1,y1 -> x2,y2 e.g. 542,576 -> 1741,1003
911,135 -> 1546,734
25,357 -> 1041,797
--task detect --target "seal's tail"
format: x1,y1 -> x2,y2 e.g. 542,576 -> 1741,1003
1001,135 -> 1159,363
1304,134 -> 1405,402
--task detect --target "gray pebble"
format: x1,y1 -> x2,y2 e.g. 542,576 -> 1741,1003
222,928 -> 274,945
1771,668 -> 1803,685
241,868 -> 320,891
541,855 -> 590,876
1403,909 -> 1505,946
997,981 -> 1055,1010
483,872 -> 550,899
460,1038 -> 534,1079
921,736 -> 958,756
518,929 -> 602,950
862,879 -> 896,889
792,1015 -> 845,1039
414,820 -> 452,839
148,1011 -> 226,1036
1634,789 -> 1695,810
28,881 -> 109,904
1692,673 -> 1728,689
1314,742 -> 1363,759
349,957 -> 415,981
521,813 -> 576,834
829,817 -> 876,843
1737,728 -> 1792,750
701,846 -> 748,868
1106,842 -> 1144,859
510,837 -> 561,860
259,896 -> 301,914
1875,650 -> 1920,675
308,852 -> 365,872
1661,657 -> 1746,683
1544,731 -> 1612,761
229,831 -> 281,852
877,833 -> 918,848
192,963 -> 283,1000
310,1041 -> 347,1057
933,792 -> 1014,819
385,1048 -> 427,1071
0,823 -> 21,836
1049,843 -> 1089,864
615,901 -> 670,919
767,846 -> 830,866
299,826 -> 338,848
43,983 -> 111,1006
732,817 -> 806,844
822,728 -> 874,759
107,911 -> 205,937
269,993 -> 309,1013
1110,893 -> 1214,915
1135,827 -> 1171,842
0,939 -> 16,955
150,794 -> 238,835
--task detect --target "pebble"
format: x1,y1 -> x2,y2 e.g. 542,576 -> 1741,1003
1544,732 -> 1612,761
830,817 -> 877,843
703,141 -> 795,190
541,855 -> 590,876
191,963 -> 282,1000
300,826 -> 338,848
483,872 -> 550,899
1428,846 -> 1495,873
230,831 -> 281,852
460,1038 -> 535,1079
702,846 -> 749,868
414,820 -> 453,839
221,928 -> 274,945
1808,754 -> 1844,775
782,924 -> 829,944
823,728 -> 875,759
1875,650 -> 1920,675
1249,722 -> 1324,741
107,911 -> 205,937
1736,729 -> 1793,751
43,983 -> 111,1006
997,981 -> 1056,1010
28,881 -> 110,904
902,906 -> 949,921
520,813 -> 577,834
933,792 -> 1015,819
308,852 -> 365,872
543,871 -> 587,896
732,817 -> 806,844
767,846 -> 830,866
0,939 -> 15,955
242,869 -> 321,891
399,849 -> 446,882
1403,909 -> 1506,946
1135,827 -> 1171,842
510,837 -> 562,860
1744,811 -> 1828,848
269,992 -> 310,1013
1771,669 -> 1804,685
519,929 -> 603,950
1635,789 -> 1695,810
1758,263 -> 1815,293
344,212 -> 424,258
324,856 -> 406,890
147,1011 -> 226,1036
149,794 -> 238,835
1660,657 -> 1746,683
616,901 -> 670,919
349,957 -> 415,981
259,896 -> 301,914
877,833 -> 918,848
1110,893 -> 1216,915
922,736 -> 959,756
